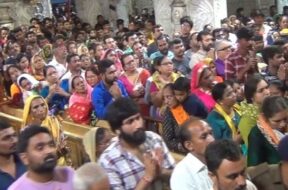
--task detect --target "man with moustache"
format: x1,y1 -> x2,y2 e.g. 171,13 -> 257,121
99,97 -> 175,190
170,118 -> 215,190
150,35 -> 174,60
171,38 -> 191,79
225,27 -> 257,83
8,126 -> 74,190
0,120 -> 26,190
205,140 -> 257,190
92,59 -> 128,119
189,30 -> 214,69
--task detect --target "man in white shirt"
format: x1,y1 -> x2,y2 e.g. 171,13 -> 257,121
170,118 -> 215,190
205,140 -> 257,190
60,53 -> 85,81
48,43 -> 68,78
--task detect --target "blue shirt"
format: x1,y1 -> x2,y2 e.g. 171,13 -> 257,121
182,94 -> 208,119
0,155 -> 26,190
92,80 -> 128,119
149,51 -> 174,61
40,79 -> 69,112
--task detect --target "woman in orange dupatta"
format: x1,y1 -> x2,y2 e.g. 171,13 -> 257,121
190,62 -> 215,112
162,84 -> 189,154
247,96 -> 288,166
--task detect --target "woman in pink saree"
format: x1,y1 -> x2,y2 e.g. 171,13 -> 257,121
190,63 -> 215,112
69,75 -> 93,124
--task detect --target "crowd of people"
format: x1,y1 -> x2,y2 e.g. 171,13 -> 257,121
0,3 -> 288,190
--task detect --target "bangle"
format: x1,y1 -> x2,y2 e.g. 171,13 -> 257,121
142,175 -> 153,183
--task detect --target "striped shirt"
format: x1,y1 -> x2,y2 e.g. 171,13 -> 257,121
99,131 -> 175,190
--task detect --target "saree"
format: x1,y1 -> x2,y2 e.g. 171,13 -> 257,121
68,76 -> 93,124
31,54 -> 46,81
22,95 -> 68,166
82,127 -> 100,162
190,63 -> 215,112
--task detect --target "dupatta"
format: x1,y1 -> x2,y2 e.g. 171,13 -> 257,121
214,103 -> 238,138
190,63 -> 215,112
82,127 -> 100,162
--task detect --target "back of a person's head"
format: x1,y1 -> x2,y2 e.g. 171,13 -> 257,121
205,139 -> 242,173
178,117 -> 201,151
173,77 -> 190,92
17,125 -> 51,153
236,27 -> 253,40
244,74 -> 264,103
261,96 -> 288,119
73,162 -> 108,190
104,97 -> 139,132
212,82 -> 229,102
98,59 -> 114,74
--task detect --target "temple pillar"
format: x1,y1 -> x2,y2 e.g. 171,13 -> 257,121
277,0 -> 288,14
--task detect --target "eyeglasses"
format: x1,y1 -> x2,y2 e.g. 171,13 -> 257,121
217,46 -> 232,51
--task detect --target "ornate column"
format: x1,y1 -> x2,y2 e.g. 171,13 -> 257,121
171,0 -> 187,33
186,0 -> 227,31
277,0 -> 288,14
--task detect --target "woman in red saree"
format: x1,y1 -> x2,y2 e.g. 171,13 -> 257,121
190,62 -> 215,112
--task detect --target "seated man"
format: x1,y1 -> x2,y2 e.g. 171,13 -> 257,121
8,126 -> 74,190
92,59 -> 128,119
170,118 -> 215,190
40,65 -> 70,113
0,120 -> 26,190
173,77 -> 208,118
99,97 -> 175,189
73,162 -> 110,190
205,139 -> 257,190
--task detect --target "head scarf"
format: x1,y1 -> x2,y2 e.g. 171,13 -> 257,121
17,73 -> 39,91
83,127 -> 100,162
22,95 -> 61,143
190,63 -> 208,92
101,48 -> 123,73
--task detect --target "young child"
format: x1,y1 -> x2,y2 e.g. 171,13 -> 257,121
17,74 -> 40,102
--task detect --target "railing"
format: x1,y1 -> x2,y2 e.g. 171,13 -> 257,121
0,104 -> 184,168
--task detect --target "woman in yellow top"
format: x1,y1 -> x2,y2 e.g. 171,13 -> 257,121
22,95 -> 71,166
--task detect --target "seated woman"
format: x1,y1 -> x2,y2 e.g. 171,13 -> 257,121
190,63 -> 215,112
162,83 -> 189,154
16,53 -> 31,74
85,66 -> 100,88
17,73 -> 40,102
119,53 -> 150,116
69,75 -> 93,124
239,74 -> 270,146
82,127 -> 112,162
207,82 -> 241,141
150,56 -> 181,109
22,95 -> 71,166
40,65 -> 70,114
30,53 -> 46,81
248,96 -> 287,166
6,65 -> 23,107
